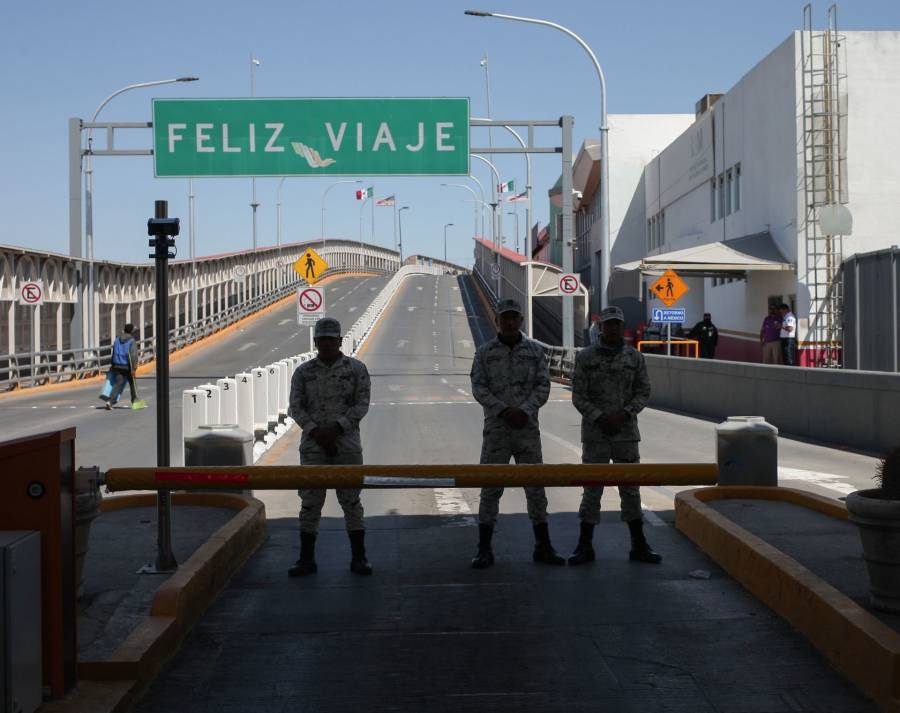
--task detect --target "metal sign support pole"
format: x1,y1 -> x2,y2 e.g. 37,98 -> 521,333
150,200 -> 178,572
667,323 -> 672,356
560,115 -> 575,349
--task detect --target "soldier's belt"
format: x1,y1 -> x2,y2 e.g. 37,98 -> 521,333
104,463 -> 718,491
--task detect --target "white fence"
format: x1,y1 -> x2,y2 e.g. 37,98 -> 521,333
181,264 -> 444,463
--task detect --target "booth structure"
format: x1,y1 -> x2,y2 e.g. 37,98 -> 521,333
0,429 -> 77,699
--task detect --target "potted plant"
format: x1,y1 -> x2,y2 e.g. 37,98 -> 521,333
846,446 -> 900,613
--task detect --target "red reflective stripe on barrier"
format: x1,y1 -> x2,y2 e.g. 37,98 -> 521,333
570,480 -> 662,487
155,472 -> 250,484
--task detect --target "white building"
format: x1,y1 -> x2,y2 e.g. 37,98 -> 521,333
609,27 -> 900,365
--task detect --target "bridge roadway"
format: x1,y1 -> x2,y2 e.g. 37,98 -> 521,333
135,273 -> 875,712
0,274 -> 390,469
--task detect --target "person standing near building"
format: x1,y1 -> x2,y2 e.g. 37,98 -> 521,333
779,303 -> 797,366
569,306 -> 661,566
688,313 -> 719,359
759,305 -> 783,364
288,317 -> 373,577
470,298 -> 565,569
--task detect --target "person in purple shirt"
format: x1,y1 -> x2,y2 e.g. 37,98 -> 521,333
760,304 -> 783,364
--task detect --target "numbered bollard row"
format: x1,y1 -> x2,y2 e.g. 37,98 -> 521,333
181,264 -> 447,464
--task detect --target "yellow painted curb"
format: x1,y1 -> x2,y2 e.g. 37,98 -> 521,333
675,486 -> 900,712
48,492 -> 267,712
1,272 -> 377,403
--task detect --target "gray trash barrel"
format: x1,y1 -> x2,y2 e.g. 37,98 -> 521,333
716,416 -> 778,486
184,424 -> 254,493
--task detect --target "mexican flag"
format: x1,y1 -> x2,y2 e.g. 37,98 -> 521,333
497,179 -> 515,193
356,186 -> 374,200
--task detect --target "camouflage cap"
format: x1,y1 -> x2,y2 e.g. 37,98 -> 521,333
496,298 -> 523,315
598,306 -> 625,322
314,317 -> 342,338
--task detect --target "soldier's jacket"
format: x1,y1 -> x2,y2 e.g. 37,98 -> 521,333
289,354 -> 371,454
572,340 -> 651,443
470,334 -> 550,434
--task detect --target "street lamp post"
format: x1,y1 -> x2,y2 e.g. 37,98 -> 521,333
320,179 -> 362,257
441,183 -> 479,238
471,154 -> 504,300
398,206 -> 410,263
443,223 -> 454,263
249,55 -> 260,299
467,174 -> 488,240
276,177 -> 285,287
466,9 -> 610,311
84,76 -> 198,351
507,211 -> 519,253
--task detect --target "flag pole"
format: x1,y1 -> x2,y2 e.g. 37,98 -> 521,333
371,190 -> 375,246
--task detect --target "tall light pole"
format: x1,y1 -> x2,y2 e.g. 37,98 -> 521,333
471,153 -> 504,299
189,178 -> 197,324
466,9 -> 610,310
480,53 -> 497,229
84,75 -> 199,351
507,211 -> 520,253
276,177 -> 285,287
398,206 -> 410,263
443,223 -> 454,263
321,179 -> 362,255
250,55 -> 260,298
467,174 -> 488,239
441,183 -> 479,238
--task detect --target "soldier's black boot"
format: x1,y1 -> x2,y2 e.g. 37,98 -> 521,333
568,522 -> 596,566
288,532 -> 318,576
628,520 -> 662,564
471,524 -> 495,569
532,523 -> 565,566
349,530 -> 373,575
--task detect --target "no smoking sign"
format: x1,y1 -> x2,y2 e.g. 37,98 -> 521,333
18,280 -> 44,306
557,273 -> 580,296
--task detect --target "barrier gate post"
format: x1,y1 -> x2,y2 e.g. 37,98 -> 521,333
147,200 -> 179,572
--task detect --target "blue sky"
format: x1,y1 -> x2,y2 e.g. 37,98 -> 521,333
3,0 -> 898,267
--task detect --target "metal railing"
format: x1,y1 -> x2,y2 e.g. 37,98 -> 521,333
0,266 -> 375,392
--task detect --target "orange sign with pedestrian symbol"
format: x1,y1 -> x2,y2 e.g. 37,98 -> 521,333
293,248 -> 329,284
650,269 -> 689,307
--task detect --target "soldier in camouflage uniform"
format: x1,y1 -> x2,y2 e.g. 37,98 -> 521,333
287,317 -> 373,577
569,306 -> 662,565
469,298 -> 565,569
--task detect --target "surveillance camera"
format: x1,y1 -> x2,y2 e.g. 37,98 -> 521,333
573,190 -> 583,200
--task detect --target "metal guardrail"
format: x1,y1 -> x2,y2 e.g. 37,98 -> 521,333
0,266 -> 374,392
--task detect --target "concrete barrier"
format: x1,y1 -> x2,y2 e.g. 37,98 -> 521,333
645,354 -> 900,454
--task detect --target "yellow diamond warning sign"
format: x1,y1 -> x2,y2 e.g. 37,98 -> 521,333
650,268 -> 689,307
293,248 -> 329,284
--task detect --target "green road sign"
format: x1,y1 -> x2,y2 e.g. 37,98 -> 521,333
152,98 -> 470,177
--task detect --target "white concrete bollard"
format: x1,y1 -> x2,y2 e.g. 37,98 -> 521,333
277,360 -> 291,417
266,364 -> 280,427
218,377 -> 237,425
251,367 -> 268,439
198,383 -> 220,424
182,388 -> 207,462
235,372 -> 254,436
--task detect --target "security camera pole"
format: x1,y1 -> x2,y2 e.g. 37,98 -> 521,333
147,200 -> 179,572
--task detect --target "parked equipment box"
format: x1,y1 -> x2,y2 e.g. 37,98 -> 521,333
0,531 -> 42,713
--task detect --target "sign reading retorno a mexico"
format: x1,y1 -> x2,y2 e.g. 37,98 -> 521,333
153,98 -> 470,177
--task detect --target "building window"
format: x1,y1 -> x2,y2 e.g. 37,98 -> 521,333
733,163 -> 741,211
725,169 -> 733,216
710,180 -> 716,222
717,174 -> 725,220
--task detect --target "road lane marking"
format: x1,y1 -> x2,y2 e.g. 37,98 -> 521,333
396,339 -> 409,348
348,306 -> 358,312
408,306 -> 416,312
278,318 -> 292,325
456,388 -> 469,396
434,488 -> 476,526
237,342 -> 256,352
777,466 -> 857,495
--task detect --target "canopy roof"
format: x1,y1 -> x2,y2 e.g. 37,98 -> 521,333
615,232 -> 794,277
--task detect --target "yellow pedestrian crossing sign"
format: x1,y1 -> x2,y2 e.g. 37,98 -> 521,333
293,248 -> 329,284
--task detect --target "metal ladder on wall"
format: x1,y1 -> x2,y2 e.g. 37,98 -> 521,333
800,4 -> 848,367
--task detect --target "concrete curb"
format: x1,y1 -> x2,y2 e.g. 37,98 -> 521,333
42,492 -> 267,712
675,485 -> 900,712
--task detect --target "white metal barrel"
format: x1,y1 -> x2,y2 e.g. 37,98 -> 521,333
716,416 -> 779,486
266,364 -> 280,426
182,388 -> 207,462
197,383 -> 220,424
277,360 -> 291,417
251,367 -> 268,436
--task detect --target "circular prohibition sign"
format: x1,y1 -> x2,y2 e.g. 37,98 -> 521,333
20,282 -> 43,304
559,275 -> 579,295
298,288 -> 323,313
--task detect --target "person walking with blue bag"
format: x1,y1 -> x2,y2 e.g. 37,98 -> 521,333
99,324 -> 144,410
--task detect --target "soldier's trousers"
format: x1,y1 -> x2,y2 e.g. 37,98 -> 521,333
478,427 -> 548,526
298,450 -> 364,534
579,441 -> 643,524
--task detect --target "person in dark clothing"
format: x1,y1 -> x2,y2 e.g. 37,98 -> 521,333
689,313 -> 719,359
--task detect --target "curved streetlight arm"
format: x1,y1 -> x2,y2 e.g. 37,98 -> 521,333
320,179 -> 363,247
